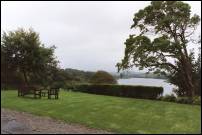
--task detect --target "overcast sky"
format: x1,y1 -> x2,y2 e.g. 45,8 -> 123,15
1,1 -> 201,72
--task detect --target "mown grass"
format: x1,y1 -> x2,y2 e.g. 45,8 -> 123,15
1,90 -> 201,134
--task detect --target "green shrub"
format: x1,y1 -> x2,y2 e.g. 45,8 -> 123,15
161,94 -> 177,102
176,97 -> 193,104
159,95 -> 201,105
64,83 -> 76,91
192,96 -> 201,105
73,84 -> 163,100
156,96 -> 163,100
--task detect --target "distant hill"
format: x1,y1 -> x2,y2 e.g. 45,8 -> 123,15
63,68 -> 167,83
110,71 -> 167,79
64,68 -> 95,82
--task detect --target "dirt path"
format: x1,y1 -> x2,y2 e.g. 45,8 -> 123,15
1,108 -> 113,134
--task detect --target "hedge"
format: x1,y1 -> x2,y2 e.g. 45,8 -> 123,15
72,84 -> 163,100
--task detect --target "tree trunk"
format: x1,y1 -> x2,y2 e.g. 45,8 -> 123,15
22,69 -> 29,86
181,57 -> 195,97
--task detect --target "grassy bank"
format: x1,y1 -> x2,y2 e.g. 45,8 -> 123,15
1,90 -> 201,134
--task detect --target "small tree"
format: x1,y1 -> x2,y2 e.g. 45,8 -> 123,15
90,70 -> 117,84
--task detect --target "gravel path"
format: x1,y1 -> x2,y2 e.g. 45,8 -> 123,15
1,108 -> 113,134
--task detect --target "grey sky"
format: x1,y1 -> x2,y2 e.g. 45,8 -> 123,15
1,1 -> 201,72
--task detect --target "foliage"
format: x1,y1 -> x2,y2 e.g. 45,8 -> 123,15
73,84 -> 163,99
64,68 -> 95,83
192,96 -> 201,105
117,1 -> 201,97
161,94 -> 177,102
90,70 -> 117,84
158,94 -> 201,105
193,49 -> 201,96
1,28 -> 96,89
176,97 -> 193,104
169,48 -> 201,97
1,28 -> 59,87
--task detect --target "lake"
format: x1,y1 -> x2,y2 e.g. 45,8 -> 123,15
118,78 -> 177,96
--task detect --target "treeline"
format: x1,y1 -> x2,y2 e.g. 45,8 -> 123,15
1,28 -> 118,90
1,28 -> 96,89
64,68 -> 95,82
117,71 -> 167,79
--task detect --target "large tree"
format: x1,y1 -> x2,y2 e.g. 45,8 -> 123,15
117,1 -> 201,97
1,28 -> 59,87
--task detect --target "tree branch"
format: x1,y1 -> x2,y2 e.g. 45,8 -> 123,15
146,62 -> 178,71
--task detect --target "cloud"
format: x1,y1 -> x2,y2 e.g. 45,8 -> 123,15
1,1 -> 201,72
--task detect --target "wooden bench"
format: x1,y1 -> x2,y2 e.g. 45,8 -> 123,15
48,87 -> 59,99
41,90 -> 47,97
18,85 -> 42,99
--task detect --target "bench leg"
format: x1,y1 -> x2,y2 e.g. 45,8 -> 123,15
18,91 -> 23,97
39,92 -> 41,98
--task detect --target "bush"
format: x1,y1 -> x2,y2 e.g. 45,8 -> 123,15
64,82 -> 77,91
159,95 -> 201,105
192,96 -> 201,105
90,71 -> 117,84
161,94 -> 177,102
73,84 -> 163,100
156,96 -> 163,100
176,97 -> 193,104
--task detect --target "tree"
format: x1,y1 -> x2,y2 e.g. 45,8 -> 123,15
117,1 -> 201,97
1,28 -> 59,87
90,70 -> 117,84
192,47 -> 201,96
1,48 -> 24,89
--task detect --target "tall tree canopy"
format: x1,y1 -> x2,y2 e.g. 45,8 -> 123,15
1,28 -> 59,87
117,1 -> 201,97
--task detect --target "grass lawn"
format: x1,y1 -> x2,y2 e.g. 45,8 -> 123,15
1,90 -> 201,134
